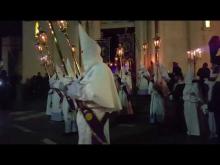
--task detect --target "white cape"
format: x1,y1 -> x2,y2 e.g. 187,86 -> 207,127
67,24 -> 122,144
67,63 -> 122,144
67,63 -> 122,112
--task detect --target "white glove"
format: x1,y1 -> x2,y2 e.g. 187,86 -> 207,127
66,80 -> 82,98
201,104 -> 208,115
169,95 -> 173,101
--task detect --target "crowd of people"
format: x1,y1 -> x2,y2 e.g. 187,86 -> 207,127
0,69 -> 21,110
0,68 -> 49,109
135,60 -> 220,141
43,27 -> 220,144
2,24 -> 219,145
23,72 -> 49,100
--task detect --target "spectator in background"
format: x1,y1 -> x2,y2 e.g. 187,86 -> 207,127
36,72 -> 43,96
30,75 -> 37,98
209,66 -> 220,141
42,73 -> 50,97
172,62 -> 183,77
0,70 -> 10,110
197,63 -> 211,81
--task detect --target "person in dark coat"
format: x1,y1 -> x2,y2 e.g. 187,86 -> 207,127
209,66 -> 220,141
0,70 -> 10,109
197,63 -> 211,81
170,74 -> 186,133
172,62 -> 183,77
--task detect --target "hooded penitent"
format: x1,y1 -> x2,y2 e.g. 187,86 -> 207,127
137,65 -> 149,95
55,65 -> 64,80
67,24 -> 122,111
183,59 -> 200,136
153,63 -> 170,96
185,63 -> 194,85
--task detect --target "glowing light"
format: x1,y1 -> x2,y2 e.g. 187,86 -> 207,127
34,21 -> 39,39
187,48 -> 202,60
71,45 -> 76,53
154,37 -> 160,48
110,63 -> 113,66
142,43 -> 148,50
118,49 -> 123,56
115,57 -> 118,61
40,55 -> 48,63
38,31 -> 48,45
35,43 -> 43,52
117,44 -> 124,57
57,20 -> 68,32
205,20 -> 211,28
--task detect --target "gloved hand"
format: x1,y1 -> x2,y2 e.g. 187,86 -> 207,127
169,95 -> 173,101
66,80 -> 81,98
201,104 -> 208,115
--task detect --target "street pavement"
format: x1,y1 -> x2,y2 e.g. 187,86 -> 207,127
0,96 -> 219,144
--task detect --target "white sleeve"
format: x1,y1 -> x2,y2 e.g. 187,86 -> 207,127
148,82 -> 153,94
66,81 -> 94,101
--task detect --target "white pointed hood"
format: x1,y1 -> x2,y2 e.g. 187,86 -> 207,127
159,64 -> 170,81
49,73 -> 57,87
67,24 -> 122,112
66,58 -> 76,79
78,24 -> 103,72
185,62 -> 194,84
55,65 -> 64,80
138,65 -> 150,77
153,63 -> 170,82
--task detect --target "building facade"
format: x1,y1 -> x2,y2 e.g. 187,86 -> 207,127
21,21 -> 220,83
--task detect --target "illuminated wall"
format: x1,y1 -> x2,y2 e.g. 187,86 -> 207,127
22,21 -> 220,83
158,21 -> 220,74
22,21 -> 80,83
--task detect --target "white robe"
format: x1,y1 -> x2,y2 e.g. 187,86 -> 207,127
67,63 -> 122,144
61,97 -> 77,133
50,80 -> 64,121
46,88 -> 53,116
183,82 -> 200,136
46,75 -> 63,121
118,84 -> 128,109
59,77 -> 77,133
148,81 -> 165,123
121,72 -> 132,91
137,70 -> 149,95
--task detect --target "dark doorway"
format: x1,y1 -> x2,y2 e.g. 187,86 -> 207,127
0,21 -> 22,62
101,27 -> 136,90
101,27 -> 135,62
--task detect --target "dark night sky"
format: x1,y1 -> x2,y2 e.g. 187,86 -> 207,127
0,21 -> 22,37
